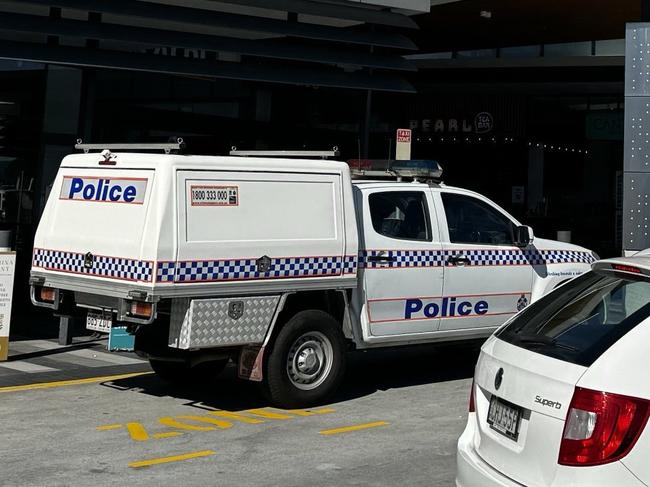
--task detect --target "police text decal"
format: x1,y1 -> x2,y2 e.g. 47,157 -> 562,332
60,177 -> 148,204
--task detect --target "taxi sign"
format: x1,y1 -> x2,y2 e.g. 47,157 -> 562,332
396,128 -> 412,160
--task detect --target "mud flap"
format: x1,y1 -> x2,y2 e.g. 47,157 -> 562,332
238,345 -> 264,382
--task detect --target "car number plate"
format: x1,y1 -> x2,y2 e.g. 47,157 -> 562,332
86,312 -> 112,333
487,396 -> 522,441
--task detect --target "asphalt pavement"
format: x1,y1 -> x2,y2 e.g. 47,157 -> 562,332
0,339 -> 481,487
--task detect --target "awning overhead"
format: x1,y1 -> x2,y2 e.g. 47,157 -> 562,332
0,12 -> 416,71
0,0 -> 422,92
0,40 -> 416,92
205,0 -> 421,28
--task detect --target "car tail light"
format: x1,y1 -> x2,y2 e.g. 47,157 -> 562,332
611,264 -> 642,274
558,387 -> 650,466
39,287 -> 56,303
469,378 -> 476,413
129,301 -> 152,318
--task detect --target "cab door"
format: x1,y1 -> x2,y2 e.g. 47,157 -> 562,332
358,186 -> 444,340
434,190 -> 533,331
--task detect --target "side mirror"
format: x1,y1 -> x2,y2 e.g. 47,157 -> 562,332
515,225 -> 534,247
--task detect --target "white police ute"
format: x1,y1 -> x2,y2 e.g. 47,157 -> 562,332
29,142 -> 597,406
457,253 -> 650,487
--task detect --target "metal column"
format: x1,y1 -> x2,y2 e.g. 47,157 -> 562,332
623,24 -> 650,253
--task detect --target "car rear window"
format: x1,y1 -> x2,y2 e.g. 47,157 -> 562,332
496,271 -> 650,366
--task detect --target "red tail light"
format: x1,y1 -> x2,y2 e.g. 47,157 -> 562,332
611,264 -> 642,274
469,378 -> 476,413
559,387 -> 650,466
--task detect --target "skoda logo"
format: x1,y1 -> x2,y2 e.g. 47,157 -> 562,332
495,367 -> 504,390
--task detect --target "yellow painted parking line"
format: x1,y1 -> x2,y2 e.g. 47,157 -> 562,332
153,432 -> 183,439
159,417 -> 217,431
175,415 -> 233,429
128,450 -> 215,468
0,372 -> 152,393
126,422 -> 150,441
245,408 -> 293,420
286,407 -> 336,417
97,424 -> 123,431
320,421 -> 389,436
208,411 -> 265,424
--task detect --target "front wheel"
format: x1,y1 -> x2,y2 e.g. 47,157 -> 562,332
262,310 -> 347,408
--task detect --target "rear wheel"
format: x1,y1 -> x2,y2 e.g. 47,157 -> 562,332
262,310 -> 346,408
149,358 -> 228,386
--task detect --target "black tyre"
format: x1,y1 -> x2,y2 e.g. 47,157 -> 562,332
262,310 -> 347,408
149,358 -> 228,386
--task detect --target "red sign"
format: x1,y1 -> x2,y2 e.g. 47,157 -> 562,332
397,129 -> 411,143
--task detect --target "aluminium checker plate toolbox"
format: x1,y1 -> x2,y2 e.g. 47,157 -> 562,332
168,296 -> 281,349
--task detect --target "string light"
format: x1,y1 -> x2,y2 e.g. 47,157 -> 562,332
411,135 -> 589,154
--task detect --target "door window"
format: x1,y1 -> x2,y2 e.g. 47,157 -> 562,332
441,193 -> 515,245
369,191 -> 431,242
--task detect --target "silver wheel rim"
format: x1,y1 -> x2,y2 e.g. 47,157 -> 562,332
286,331 -> 333,391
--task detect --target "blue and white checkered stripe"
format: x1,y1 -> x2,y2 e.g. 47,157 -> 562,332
154,248 -> 595,282
343,255 -> 357,274
32,249 -> 153,282
360,249 -> 595,268
539,250 -> 595,264
360,250 -> 445,269
446,249 -> 534,266
156,261 -> 176,283
157,255 -> 353,283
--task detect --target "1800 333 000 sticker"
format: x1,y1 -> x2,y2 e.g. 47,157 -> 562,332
190,185 -> 239,206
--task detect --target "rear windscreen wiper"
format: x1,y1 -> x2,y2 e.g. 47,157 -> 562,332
514,334 -> 579,352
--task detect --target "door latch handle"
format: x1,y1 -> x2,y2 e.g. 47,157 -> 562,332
447,255 -> 471,266
367,255 -> 395,263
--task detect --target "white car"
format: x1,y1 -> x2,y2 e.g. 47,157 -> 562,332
456,252 -> 650,486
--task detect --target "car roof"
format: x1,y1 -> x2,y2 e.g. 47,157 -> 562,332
351,180 -> 469,190
351,180 -> 486,197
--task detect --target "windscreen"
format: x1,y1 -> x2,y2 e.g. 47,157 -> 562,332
497,271 -> 650,366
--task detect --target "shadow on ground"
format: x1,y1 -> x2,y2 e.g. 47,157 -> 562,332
103,339 -> 483,411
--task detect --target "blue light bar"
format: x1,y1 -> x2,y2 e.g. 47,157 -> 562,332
347,159 -> 443,180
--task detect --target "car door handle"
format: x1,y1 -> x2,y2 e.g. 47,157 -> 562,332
447,255 -> 471,266
367,255 -> 395,263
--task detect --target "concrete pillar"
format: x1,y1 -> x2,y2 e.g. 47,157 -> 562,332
623,24 -> 650,253
37,66 -> 83,212
37,65 -> 83,343
58,316 -> 74,346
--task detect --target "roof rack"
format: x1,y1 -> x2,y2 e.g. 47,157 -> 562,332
229,146 -> 339,159
75,138 -> 185,154
348,159 -> 443,182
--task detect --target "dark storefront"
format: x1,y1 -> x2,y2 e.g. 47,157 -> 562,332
0,0 -> 641,337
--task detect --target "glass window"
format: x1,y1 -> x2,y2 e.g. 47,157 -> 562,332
497,271 -> 650,366
441,193 -> 515,245
369,191 -> 430,241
